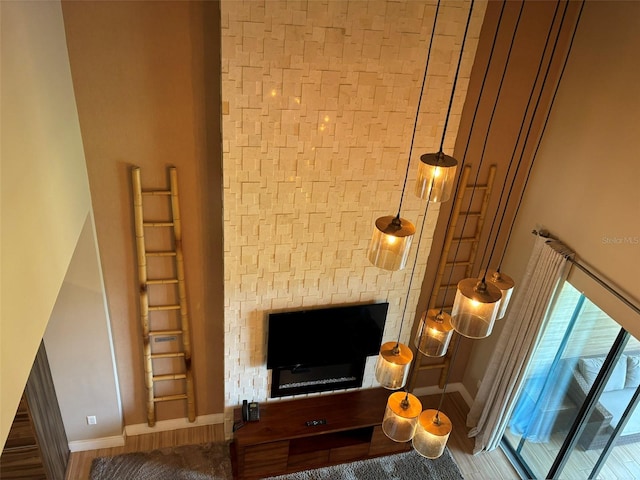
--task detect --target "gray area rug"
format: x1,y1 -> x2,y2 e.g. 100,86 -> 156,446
264,448 -> 464,480
90,442 -> 462,480
90,442 -> 232,480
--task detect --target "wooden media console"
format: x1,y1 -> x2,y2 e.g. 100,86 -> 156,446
231,388 -> 410,479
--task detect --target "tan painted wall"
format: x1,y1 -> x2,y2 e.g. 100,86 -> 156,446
465,0 -> 640,396
62,0 -> 225,425
0,0 -> 92,448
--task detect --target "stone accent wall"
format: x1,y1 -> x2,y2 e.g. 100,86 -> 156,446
221,0 -> 486,424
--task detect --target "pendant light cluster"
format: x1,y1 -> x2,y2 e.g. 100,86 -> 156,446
371,0 -> 477,459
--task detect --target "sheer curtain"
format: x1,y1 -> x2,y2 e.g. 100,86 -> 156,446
466,235 -> 574,454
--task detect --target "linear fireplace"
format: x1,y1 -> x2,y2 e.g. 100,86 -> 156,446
270,360 -> 367,397
266,303 -> 388,398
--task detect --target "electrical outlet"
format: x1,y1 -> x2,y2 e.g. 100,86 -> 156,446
87,415 -> 97,425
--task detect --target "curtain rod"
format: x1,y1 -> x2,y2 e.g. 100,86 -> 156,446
531,229 -> 640,316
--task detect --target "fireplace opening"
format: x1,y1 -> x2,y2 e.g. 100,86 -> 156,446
270,358 -> 367,398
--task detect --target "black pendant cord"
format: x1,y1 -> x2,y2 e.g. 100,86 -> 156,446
434,0 -> 507,314
393,0 -> 441,345
395,0 -> 441,220
437,0 -> 475,154
435,333 -> 462,419
493,0 -> 572,273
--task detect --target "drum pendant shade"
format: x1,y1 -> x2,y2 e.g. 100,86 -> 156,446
413,409 -> 452,458
368,215 -> 415,271
485,269 -> 515,320
382,392 -> 422,442
414,309 -> 454,357
415,153 -> 457,203
451,278 -> 502,339
375,342 -> 413,390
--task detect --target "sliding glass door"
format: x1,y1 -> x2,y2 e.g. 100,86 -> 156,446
503,281 -> 640,479
560,338 -> 640,479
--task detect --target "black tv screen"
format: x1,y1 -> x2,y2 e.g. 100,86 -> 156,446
266,302 -> 388,369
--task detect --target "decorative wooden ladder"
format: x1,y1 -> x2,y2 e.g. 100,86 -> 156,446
131,166 -> 195,427
409,165 -> 497,389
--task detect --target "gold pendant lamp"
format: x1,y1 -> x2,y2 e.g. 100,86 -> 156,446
414,309 -> 454,358
415,152 -> 458,203
451,277 -> 502,338
413,409 -> 453,458
368,215 -> 416,271
375,342 -> 414,389
382,391 -> 423,442
484,269 -> 515,320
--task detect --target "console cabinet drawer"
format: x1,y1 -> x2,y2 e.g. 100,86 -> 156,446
243,441 -> 289,477
288,449 -> 330,469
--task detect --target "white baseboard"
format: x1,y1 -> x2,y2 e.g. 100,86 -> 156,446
69,435 -> 125,452
124,413 -> 224,437
68,414 -> 225,452
412,382 -> 473,407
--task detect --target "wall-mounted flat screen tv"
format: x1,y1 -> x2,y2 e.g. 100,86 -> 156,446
266,302 -> 388,370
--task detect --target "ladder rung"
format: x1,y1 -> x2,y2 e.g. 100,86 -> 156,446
143,222 -> 174,227
451,236 -> 476,243
464,184 -> 489,190
445,260 -> 473,266
142,189 -> 171,196
438,283 -> 458,290
149,304 -> 181,311
417,363 -> 448,372
146,251 -> 177,257
153,373 -> 187,382
151,352 -> 185,359
148,329 -> 184,336
147,278 -> 179,285
154,394 -> 188,403
460,211 -> 481,217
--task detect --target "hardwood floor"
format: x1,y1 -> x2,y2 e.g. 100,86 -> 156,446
65,391 -> 519,479
425,391 -> 520,480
